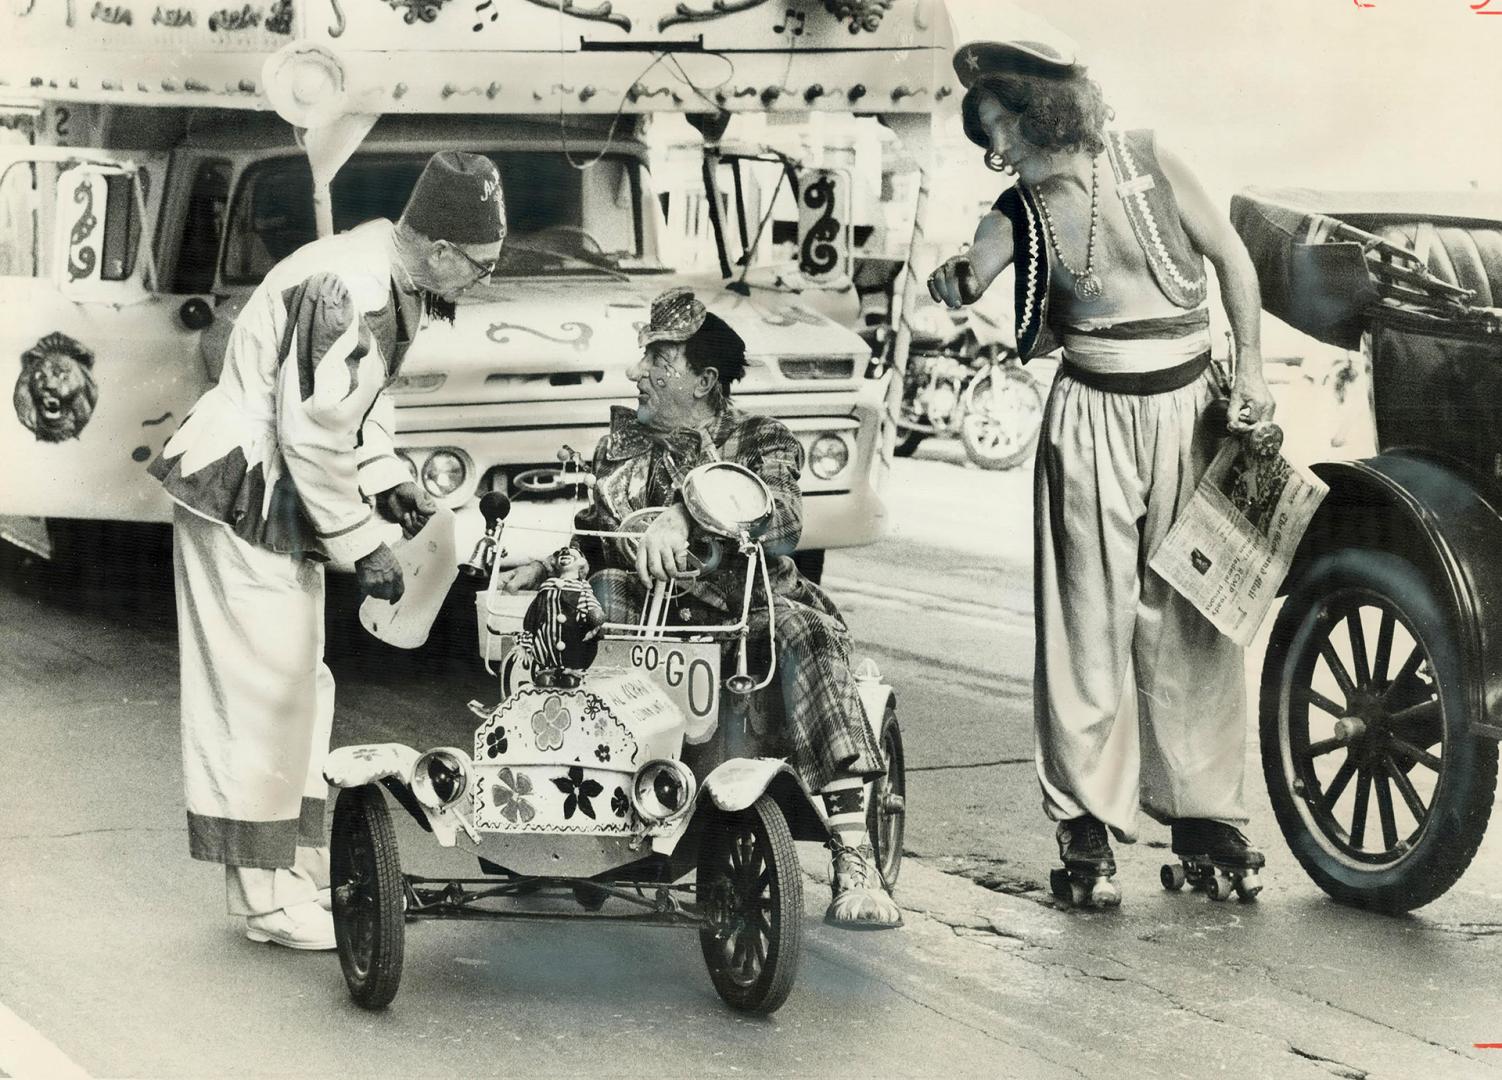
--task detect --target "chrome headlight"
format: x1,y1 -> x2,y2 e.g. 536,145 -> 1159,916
398,450 -> 419,484
421,450 -> 467,498
628,759 -> 697,825
808,435 -> 850,480
410,747 -> 474,811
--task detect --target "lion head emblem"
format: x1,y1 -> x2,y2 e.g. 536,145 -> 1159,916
14,332 -> 97,443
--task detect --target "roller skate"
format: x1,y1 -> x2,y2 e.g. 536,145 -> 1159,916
1049,816 -> 1121,910
1161,819 -> 1265,902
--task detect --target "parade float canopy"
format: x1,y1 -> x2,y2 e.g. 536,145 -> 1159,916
2,0 -> 958,116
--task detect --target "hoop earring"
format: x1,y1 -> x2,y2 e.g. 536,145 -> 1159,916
985,151 -> 1015,176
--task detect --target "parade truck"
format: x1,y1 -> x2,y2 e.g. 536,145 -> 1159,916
0,0 -> 957,578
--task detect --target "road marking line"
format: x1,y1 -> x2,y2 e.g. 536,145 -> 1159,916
0,1001 -> 91,1080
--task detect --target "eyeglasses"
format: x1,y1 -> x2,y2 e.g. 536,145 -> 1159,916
451,245 -> 497,285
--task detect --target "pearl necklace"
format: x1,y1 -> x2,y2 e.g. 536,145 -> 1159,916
1034,155 -> 1104,302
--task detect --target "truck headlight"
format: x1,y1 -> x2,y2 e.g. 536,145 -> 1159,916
410,747 -> 473,811
421,450 -> 467,497
398,450 -> 419,483
808,435 -> 849,480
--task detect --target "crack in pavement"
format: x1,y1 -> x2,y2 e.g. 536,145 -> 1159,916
1290,1045 -> 1370,1080
908,757 -> 1033,773
0,826 -> 183,842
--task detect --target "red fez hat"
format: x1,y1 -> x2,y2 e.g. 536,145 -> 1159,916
400,151 -> 506,246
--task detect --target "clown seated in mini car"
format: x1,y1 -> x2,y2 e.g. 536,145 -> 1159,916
499,287 -> 901,931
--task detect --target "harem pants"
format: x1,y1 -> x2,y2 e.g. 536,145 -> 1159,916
172,504 -> 331,914
1033,368 -> 1249,842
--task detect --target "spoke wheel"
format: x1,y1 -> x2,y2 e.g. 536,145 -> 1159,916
866,700 -> 906,889
960,367 -> 1043,471
697,795 -> 802,1015
1261,549 -> 1497,912
331,785 -> 406,1009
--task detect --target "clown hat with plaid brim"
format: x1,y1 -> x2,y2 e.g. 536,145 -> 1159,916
638,287 -> 708,348
952,39 -> 1080,88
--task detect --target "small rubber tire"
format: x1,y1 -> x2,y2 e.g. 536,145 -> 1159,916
331,784 -> 406,1010
1161,863 -> 1187,892
697,794 -> 803,1015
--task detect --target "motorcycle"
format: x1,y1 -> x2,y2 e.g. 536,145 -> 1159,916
891,305 -> 1045,471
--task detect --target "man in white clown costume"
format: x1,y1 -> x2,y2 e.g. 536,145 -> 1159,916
151,151 -> 505,949
929,41 -> 1276,904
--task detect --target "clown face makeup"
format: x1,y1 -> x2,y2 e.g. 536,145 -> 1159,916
627,341 -> 705,430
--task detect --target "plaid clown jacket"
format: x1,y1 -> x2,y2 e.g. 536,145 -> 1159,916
574,403 -> 832,616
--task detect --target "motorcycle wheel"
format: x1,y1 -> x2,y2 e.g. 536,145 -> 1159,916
697,795 -> 803,1015
331,784 -> 407,1009
1261,549 -> 1497,913
960,367 -> 1043,471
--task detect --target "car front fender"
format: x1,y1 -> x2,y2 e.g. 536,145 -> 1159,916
324,743 -> 476,847
1294,450 -> 1502,739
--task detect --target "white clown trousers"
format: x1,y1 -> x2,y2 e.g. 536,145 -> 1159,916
172,505 -> 334,914
1033,369 -> 1249,843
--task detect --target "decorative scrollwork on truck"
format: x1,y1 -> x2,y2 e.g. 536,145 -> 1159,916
486,320 -> 595,352
67,179 -> 97,282
821,0 -> 892,33
385,0 -> 449,24
520,0 -> 630,32
798,174 -> 841,277
658,0 -> 772,32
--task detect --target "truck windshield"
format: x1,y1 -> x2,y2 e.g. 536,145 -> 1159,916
223,150 -> 665,285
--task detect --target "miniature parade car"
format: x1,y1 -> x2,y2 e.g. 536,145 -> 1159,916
1234,188 -> 1502,912
323,460 -> 905,1013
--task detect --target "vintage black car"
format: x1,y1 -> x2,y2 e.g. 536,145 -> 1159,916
1233,189 -> 1502,912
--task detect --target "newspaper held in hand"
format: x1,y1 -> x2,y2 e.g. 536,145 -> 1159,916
359,508 -> 459,649
1148,424 -> 1328,647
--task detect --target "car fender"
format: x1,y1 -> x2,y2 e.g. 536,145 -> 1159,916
651,758 -> 827,858
1293,450 -> 1502,739
323,742 -> 472,847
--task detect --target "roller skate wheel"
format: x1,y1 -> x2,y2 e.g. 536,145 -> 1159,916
1206,873 -> 1234,902
1049,868 -> 1070,901
1160,863 -> 1186,892
1069,880 -> 1089,907
1089,878 -> 1121,909
1235,873 -> 1263,902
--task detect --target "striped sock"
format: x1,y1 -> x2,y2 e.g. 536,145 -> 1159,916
820,776 -> 868,848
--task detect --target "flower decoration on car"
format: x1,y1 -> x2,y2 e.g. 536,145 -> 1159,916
595,743 -> 611,763
551,765 -> 603,820
492,767 -> 536,824
484,728 -> 508,759
610,787 -> 629,819
531,694 -> 572,752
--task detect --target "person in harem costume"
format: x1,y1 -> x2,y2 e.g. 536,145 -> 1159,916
928,40 -> 1276,906
151,151 -> 506,948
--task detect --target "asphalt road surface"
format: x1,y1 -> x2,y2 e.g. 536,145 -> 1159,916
4,376 -> 1502,1078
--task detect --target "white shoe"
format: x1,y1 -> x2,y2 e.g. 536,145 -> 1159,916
245,900 -> 336,950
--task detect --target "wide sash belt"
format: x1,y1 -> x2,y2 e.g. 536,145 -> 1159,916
1060,351 -> 1211,396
